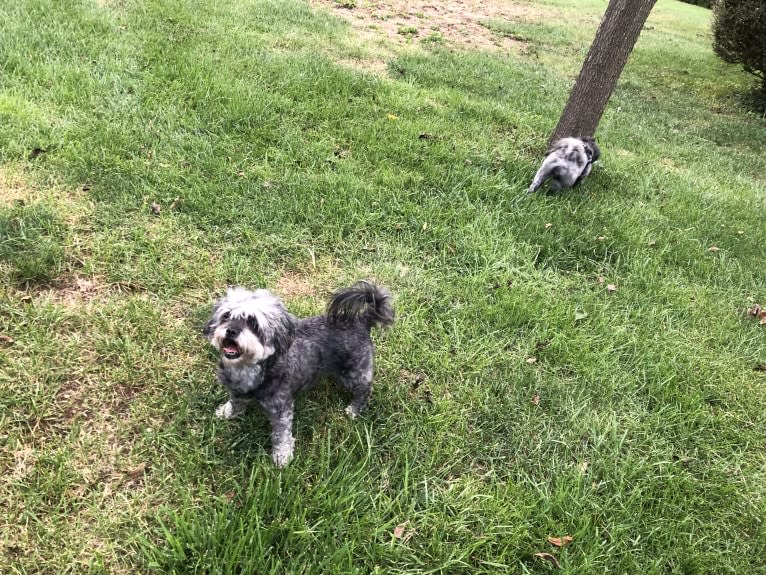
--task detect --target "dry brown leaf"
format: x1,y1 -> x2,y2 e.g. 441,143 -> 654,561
596,236 -> 606,241
760,317 -> 766,326
225,490 -> 237,502
125,462 -> 147,480
534,552 -> 561,569
607,284 -> 618,293
393,522 -> 415,542
544,223 -> 553,229
547,535 -> 573,547
648,239 -> 657,247
0,334 -> 14,346
150,202 -> 161,215
597,276 -> 605,285
708,246 -> 720,253
169,197 -> 182,210
578,460 -> 589,474
532,393 -> 540,406
526,357 -> 537,365
754,364 -> 766,372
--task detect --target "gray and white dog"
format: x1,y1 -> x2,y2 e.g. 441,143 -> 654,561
527,136 -> 601,194
204,281 -> 394,467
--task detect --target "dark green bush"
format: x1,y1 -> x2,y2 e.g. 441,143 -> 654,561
0,203 -> 67,283
713,0 -> 766,97
679,0 -> 713,8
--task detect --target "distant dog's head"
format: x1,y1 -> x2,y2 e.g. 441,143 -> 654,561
204,287 -> 295,365
582,137 -> 601,163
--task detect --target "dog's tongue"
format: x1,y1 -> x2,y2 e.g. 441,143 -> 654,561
223,344 -> 239,354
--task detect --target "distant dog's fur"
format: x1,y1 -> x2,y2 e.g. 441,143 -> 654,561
204,281 -> 394,467
527,137 -> 601,194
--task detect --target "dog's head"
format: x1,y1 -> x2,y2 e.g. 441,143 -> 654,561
582,137 -> 601,163
204,287 -> 295,365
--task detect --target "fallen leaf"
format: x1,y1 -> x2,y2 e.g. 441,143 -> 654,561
737,230 -> 744,235
597,276 -> 605,285
422,222 -> 428,231
237,170 -> 245,177
574,310 -> 588,321
544,223 -> 553,229
0,334 -> 14,346
607,284 -> 618,293
225,490 -> 237,502
596,236 -> 606,241
262,181 -> 273,188
532,393 -> 540,405
150,202 -> 161,215
708,246 -> 720,253
754,364 -> 766,372
393,522 -> 415,542
526,357 -> 537,364
125,463 -> 147,480
547,535 -> 573,547
418,133 -> 435,140
28,147 -> 46,160
534,552 -> 561,569
578,460 -> 589,474
648,239 -> 657,247
387,113 -> 399,121
169,197 -> 182,210
464,159 -> 472,166
760,317 -> 766,326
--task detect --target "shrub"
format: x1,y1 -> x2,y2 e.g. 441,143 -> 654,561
678,0 -> 713,8
713,0 -> 766,97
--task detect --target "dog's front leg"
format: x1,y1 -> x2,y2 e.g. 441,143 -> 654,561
215,396 -> 252,419
266,402 -> 295,468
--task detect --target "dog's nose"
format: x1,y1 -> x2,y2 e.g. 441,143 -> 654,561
225,328 -> 238,339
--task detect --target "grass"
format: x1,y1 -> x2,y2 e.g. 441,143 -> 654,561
1,0 -> 765,573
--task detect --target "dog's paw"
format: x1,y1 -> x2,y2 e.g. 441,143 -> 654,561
272,444 -> 294,468
215,401 -> 241,419
345,404 -> 360,419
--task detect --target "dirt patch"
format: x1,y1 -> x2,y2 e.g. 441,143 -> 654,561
313,0 -> 545,55
0,166 -> 32,207
276,270 -> 322,300
18,273 -> 147,310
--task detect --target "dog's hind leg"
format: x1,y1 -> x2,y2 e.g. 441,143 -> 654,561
340,363 -> 374,419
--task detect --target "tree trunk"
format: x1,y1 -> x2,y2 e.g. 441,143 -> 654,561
549,0 -> 658,145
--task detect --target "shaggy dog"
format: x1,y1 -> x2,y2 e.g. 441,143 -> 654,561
527,137 -> 601,194
204,281 -> 394,467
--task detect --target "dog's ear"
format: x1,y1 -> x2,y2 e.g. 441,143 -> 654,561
202,301 -> 221,338
269,312 -> 295,356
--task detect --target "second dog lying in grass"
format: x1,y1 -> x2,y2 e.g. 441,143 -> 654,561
527,137 -> 601,195
204,281 -> 394,467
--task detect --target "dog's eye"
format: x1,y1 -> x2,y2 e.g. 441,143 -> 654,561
220,311 -> 231,321
247,317 -> 260,335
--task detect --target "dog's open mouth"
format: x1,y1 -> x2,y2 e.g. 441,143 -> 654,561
221,338 -> 242,360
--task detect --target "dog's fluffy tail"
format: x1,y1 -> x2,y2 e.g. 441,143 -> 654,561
327,281 -> 394,330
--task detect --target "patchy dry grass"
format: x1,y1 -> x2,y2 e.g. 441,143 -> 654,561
1,0 -> 765,573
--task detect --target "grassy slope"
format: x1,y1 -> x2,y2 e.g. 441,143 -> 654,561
1,0 -> 765,573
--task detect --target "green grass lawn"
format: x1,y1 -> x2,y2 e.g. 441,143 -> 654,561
1,0 -> 765,572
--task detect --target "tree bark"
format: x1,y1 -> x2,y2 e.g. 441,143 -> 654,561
549,0 -> 658,145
